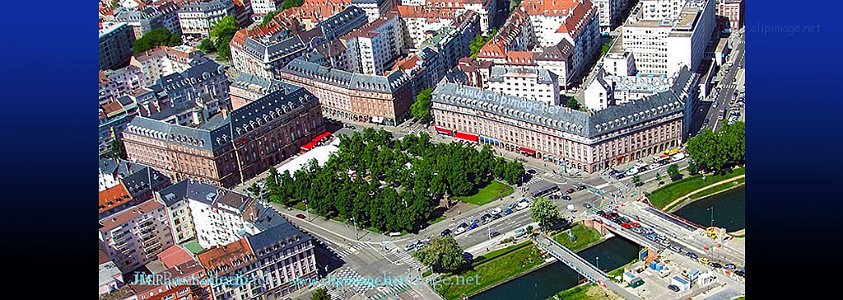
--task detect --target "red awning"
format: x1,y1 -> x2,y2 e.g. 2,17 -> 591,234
519,147 -> 536,155
434,126 -> 453,135
300,141 -> 317,151
454,132 -> 479,142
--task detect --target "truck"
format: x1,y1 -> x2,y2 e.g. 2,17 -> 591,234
567,204 -> 576,212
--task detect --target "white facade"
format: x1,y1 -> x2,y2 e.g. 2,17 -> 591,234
342,15 -> 406,75
178,0 -> 235,38
251,0 -> 280,15
622,0 -> 715,75
487,66 -> 561,106
603,49 -> 636,76
584,71 -> 614,110
594,0 -> 623,32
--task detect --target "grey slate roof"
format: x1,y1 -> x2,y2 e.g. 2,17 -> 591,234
228,85 -> 312,140
280,58 -> 411,94
318,6 -> 368,40
231,71 -> 297,94
243,32 -> 307,63
535,39 -> 574,61
122,166 -> 171,198
158,179 -> 221,206
246,220 -> 310,258
489,66 -> 557,85
433,83 -> 684,139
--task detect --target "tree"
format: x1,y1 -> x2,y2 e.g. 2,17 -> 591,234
261,11 -> 279,26
530,197 -> 561,230
600,38 -> 614,56
311,288 -> 330,300
110,138 -> 127,159
281,0 -> 305,10
469,28 -> 497,59
209,16 -> 239,61
688,160 -> 700,175
566,98 -> 581,110
686,122 -> 744,172
413,236 -> 467,273
198,38 -> 216,54
667,164 -> 681,181
410,87 -> 433,123
133,28 -> 182,54
655,172 -> 662,182
632,174 -> 641,187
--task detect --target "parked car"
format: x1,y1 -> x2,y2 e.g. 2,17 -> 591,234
668,285 -> 680,292
504,208 -> 513,216
527,169 -> 538,175
490,231 -> 501,238
734,270 -> 745,277
621,223 -> 631,229
455,226 -> 466,235
632,227 -> 643,234
709,262 -> 723,268
724,263 -> 737,270
296,214 -> 306,219
687,252 -> 698,259
561,195 -> 572,201
576,185 -> 587,191
468,222 -> 479,230
660,239 -> 671,246
566,188 -> 576,194
492,213 -> 502,220
583,203 -> 593,209
492,207 -> 503,215
615,173 -> 625,179
441,229 -> 452,236
669,245 -> 682,252
698,257 -> 710,265
630,222 -> 640,228
405,243 -> 417,251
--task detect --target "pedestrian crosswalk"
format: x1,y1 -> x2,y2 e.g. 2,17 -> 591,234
329,242 -> 369,258
323,266 -> 413,300
392,246 -> 423,270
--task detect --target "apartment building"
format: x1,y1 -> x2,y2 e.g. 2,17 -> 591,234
340,12 -> 407,76
432,82 -> 684,172
178,0 -> 236,38
123,84 -> 324,187
99,199 -> 176,272
100,22 -> 136,70
112,1 -> 182,39
620,0 -> 715,75
487,65 -> 560,105
131,45 -> 201,87
277,58 -> 412,125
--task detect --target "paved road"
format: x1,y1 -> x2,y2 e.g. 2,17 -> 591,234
534,234 -> 642,300
698,30 -> 746,134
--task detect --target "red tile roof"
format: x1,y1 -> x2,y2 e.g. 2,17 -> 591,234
197,238 -> 255,275
158,245 -> 194,269
99,183 -> 132,215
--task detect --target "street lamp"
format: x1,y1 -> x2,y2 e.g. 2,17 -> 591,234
708,207 -> 714,227
596,256 -> 599,271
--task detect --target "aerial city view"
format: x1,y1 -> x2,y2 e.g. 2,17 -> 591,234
98,0 -> 745,299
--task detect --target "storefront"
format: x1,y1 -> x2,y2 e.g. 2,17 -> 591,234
454,131 -> 479,143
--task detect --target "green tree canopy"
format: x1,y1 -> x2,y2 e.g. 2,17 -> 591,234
530,197 -> 561,230
111,138 -> 127,159
410,88 -> 433,123
261,11 -> 279,26
198,38 -> 216,54
133,28 -> 182,54
310,287 -> 330,300
667,164 -> 681,181
412,236 -> 467,273
686,122 -> 745,172
566,98 -> 581,110
210,16 -> 239,61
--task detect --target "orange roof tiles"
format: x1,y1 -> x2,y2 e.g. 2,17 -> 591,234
506,51 -> 536,65
99,183 -> 132,214
197,238 -> 255,275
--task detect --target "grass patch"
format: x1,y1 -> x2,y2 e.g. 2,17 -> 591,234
647,167 -> 745,209
552,224 -> 603,252
472,240 -> 533,266
688,177 -> 745,200
454,180 -> 514,206
607,259 -> 637,281
436,241 -> 544,300
550,283 -> 594,300
181,240 -> 205,254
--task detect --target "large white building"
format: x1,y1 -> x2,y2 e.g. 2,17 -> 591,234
178,0 -> 236,38
487,66 -> 561,105
157,179 -> 279,248
593,0 -> 625,33
130,45 -> 200,87
620,0 -> 715,75
340,12 -> 407,75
